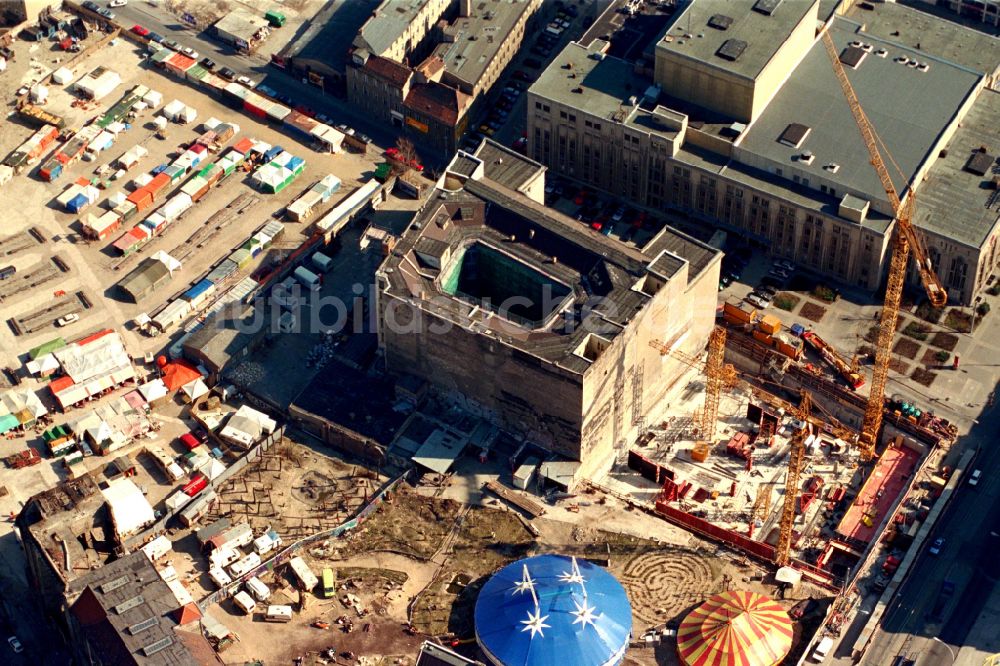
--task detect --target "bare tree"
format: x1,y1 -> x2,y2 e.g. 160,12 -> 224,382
392,137 -> 421,176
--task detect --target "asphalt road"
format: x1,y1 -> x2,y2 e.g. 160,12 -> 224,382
860,400 -> 1000,665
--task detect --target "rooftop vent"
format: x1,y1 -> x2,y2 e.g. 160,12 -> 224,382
906,60 -> 918,68
708,14 -> 733,30
917,62 -> 930,72
875,48 -> 888,58
142,637 -> 174,657
861,43 -> 874,53
895,56 -> 910,65
798,151 -> 815,165
571,87 -> 583,94
840,46 -> 866,68
753,0 -> 782,16
717,39 -> 747,61
824,162 -> 841,174
965,150 -> 994,176
778,123 -> 811,149
849,40 -> 862,48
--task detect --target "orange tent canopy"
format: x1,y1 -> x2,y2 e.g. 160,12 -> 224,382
677,590 -> 793,666
161,361 -> 202,392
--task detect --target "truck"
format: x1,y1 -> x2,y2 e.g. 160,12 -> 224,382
233,590 -> 256,615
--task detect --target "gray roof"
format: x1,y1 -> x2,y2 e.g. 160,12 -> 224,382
735,17 -> 982,215
474,139 -> 545,192
914,88 -> 1000,248
281,0 -> 378,73
68,552 -> 199,665
657,0 -> 818,79
182,309 -> 257,373
436,0 -> 536,88
845,0 -> 1000,81
118,257 -> 171,302
213,7 -> 268,41
579,0 -> 676,63
529,42 -> 672,137
353,0 -> 431,56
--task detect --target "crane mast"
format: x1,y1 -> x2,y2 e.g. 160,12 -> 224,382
775,391 -> 811,566
820,32 -> 946,461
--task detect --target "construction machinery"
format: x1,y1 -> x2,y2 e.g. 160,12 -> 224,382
775,391 -> 812,566
649,325 -> 735,441
821,32 -> 946,461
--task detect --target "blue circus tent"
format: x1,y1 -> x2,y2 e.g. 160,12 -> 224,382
474,554 -> 632,666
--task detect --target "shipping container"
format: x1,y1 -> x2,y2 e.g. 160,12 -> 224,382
148,172 -> 171,196
293,266 -> 320,291
182,472 -> 209,496
723,302 -> 756,326
183,279 -> 216,307
180,175 -> 210,201
757,314 -> 781,335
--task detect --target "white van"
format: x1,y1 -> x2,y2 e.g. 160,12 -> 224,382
245,576 -> 271,602
253,529 -> 282,556
208,567 -> 232,589
265,604 -> 292,623
810,636 -> 834,662
210,547 -> 240,570
229,552 -> 262,578
233,590 -> 256,615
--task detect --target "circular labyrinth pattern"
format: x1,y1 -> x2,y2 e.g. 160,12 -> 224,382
617,550 -> 717,627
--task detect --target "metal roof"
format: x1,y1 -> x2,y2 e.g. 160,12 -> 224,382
474,554 -> 631,666
735,17 -> 982,216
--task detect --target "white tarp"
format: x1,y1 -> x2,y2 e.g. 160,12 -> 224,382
141,535 -> 172,561
26,354 -> 60,376
181,378 -> 209,402
52,331 -> 133,385
0,388 -> 49,419
138,378 -> 169,403
198,457 -> 226,481
101,477 -> 155,539
165,490 -> 190,511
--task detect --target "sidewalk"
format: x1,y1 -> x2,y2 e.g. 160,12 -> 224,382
955,580 -> 1000,665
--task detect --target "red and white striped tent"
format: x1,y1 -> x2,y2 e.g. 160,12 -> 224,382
677,590 -> 793,666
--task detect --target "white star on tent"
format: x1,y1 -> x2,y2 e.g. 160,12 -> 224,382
571,599 -> 599,629
520,608 -> 551,638
558,569 -> 585,584
512,566 -> 535,595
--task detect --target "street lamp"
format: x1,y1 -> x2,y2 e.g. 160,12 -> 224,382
932,637 -> 957,663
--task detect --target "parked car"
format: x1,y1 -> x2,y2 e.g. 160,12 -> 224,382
98,8 -> 115,18
760,276 -> 784,290
56,313 -> 80,327
767,268 -> 790,281
968,469 -> 982,486
236,75 -> 256,87
218,67 -> 236,81
8,637 -> 22,654
162,39 -> 180,51
773,258 -> 796,272
928,537 -> 945,556
756,284 -> 779,298
745,294 -> 770,309
181,46 -> 199,59
523,58 -> 543,69
82,1 -> 99,10
200,57 -> 216,70
109,0 -> 128,5
130,25 -> 149,37
719,275 -> 732,291
147,31 -> 164,43
612,205 -> 626,222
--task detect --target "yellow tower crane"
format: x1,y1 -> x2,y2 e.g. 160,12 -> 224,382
821,31 -> 947,461
649,325 -> 735,440
775,390 -> 812,566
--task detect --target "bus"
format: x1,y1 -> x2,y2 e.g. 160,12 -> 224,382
321,568 -> 335,598
288,556 -> 318,591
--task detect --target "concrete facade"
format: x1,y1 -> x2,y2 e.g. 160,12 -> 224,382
375,143 -> 721,479
526,2 -> 1000,305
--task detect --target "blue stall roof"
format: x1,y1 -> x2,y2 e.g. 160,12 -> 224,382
474,554 -> 631,666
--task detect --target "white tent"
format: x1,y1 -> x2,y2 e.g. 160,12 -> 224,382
138,379 -> 169,404
1,388 -> 49,420
101,478 -> 155,539
181,378 -> 209,403
198,457 -> 226,481
165,490 -> 190,511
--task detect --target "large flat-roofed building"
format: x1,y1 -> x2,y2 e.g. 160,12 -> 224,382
376,141 -> 721,479
347,0 -> 541,156
654,0 -> 820,122
527,0 -> 1000,304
